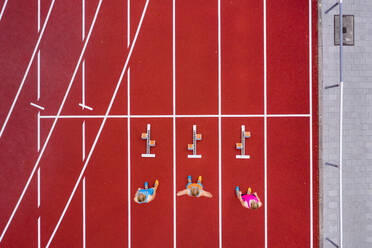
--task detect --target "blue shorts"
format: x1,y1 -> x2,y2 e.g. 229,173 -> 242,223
139,188 -> 154,195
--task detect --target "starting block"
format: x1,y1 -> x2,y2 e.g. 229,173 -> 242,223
141,124 -> 156,158
188,124 -> 202,158
236,125 -> 250,159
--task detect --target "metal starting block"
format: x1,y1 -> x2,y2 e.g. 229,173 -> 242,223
188,124 -> 202,158
141,124 -> 156,158
236,125 -> 251,159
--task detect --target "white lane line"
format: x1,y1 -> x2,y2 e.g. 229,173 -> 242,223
217,0 -> 222,247
127,68 -> 131,247
82,177 -> 86,248
263,0 -> 268,247
37,168 -> 41,247
82,0 -> 85,41
37,216 -> 41,248
39,114 -> 311,119
267,114 -> 310,117
82,0 -> 85,110
81,68 -> 85,110
0,0 -> 9,21
82,121 -> 86,161
45,2 -> 150,247
37,168 -> 40,208
38,0 -> 40,31
40,115 -> 128,119
79,103 -> 93,111
37,112 -> 40,152
37,51 -> 40,100
0,0 -> 56,138
127,0 -> 131,246
30,102 -> 45,111
309,0 -> 313,247
172,0 -> 176,247
0,0 -> 102,242
37,2 -> 41,245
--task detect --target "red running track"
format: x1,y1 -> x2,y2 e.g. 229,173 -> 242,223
0,0 -> 318,247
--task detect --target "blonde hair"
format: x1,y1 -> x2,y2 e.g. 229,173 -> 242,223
138,193 -> 146,203
250,201 -> 259,209
190,187 -> 200,197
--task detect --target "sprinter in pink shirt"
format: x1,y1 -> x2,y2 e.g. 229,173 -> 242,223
235,186 -> 262,209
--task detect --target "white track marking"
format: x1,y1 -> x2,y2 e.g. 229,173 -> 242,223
82,0 -> 85,40
172,1 -> 176,247
127,67 -> 131,247
78,103 -> 93,111
82,0 -> 86,110
82,61 -> 85,108
81,12 -> 87,248
37,168 -> 40,207
37,51 -> 40,100
267,114 -> 310,117
39,114 -> 310,119
217,0 -> 222,247
37,168 -> 40,247
0,0 -> 102,243
0,0 -> 56,138
0,0 -> 9,21
37,217 -> 41,248
309,0 -> 313,247
37,0 -> 40,31
82,177 -> 86,248
45,2 -> 149,247
127,0 -> 131,246
263,0 -> 268,247
37,2 -> 41,246
40,115 -> 128,119
37,112 -> 40,151
30,102 -> 45,111
82,121 -> 86,161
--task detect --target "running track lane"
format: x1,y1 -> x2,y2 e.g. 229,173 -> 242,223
221,118 -> 265,247
129,1 -> 174,246
221,0 -> 264,115
83,1 -> 129,246
266,0 -> 313,246
267,118 -> 311,246
130,0 -> 173,115
176,118 -> 219,248
131,119 -> 173,248
0,1 -> 46,243
36,0 -> 92,246
175,0 -> 218,115
267,0 -> 310,114
85,119 -> 128,247
220,1 -> 265,246
0,0 -> 37,125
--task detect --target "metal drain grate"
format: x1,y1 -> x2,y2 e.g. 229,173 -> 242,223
334,15 -> 354,46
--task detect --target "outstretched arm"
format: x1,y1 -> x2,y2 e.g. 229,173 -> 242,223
148,184 -> 159,202
200,190 -> 213,198
133,188 -> 140,203
253,192 -> 263,208
176,189 -> 189,196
